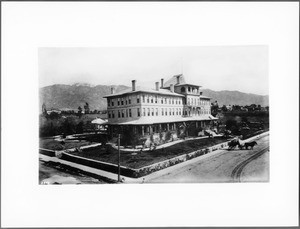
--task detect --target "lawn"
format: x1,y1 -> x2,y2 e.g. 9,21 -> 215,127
40,138 -> 97,150
69,137 -> 228,169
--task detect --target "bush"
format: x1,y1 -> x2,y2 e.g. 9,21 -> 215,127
165,131 -> 172,142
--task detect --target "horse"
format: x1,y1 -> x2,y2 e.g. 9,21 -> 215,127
227,139 -> 241,150
244,141 -> 258,150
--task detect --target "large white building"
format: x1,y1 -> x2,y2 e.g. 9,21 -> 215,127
104,74 -> 217,138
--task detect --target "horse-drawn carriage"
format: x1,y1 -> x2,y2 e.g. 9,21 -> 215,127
227,138 -> 257,150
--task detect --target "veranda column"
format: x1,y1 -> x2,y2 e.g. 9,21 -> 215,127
141,126 -> 144,136
149,125 -> 153,134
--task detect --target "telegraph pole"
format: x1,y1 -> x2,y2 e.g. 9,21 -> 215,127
118,134 -> 121,182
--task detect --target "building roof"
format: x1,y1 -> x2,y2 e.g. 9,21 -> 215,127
200,95 -> 211,99
163,74 -> 201,88
163,74 -> 186,87
103,86 -> 184,98
107,114 -> 217,125
91,118 -> 108,125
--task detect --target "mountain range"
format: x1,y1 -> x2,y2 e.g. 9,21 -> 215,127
39,84 -> 269,111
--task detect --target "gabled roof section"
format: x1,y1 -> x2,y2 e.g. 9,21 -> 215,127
163,74 -> 201,88
163,74 -> 186,88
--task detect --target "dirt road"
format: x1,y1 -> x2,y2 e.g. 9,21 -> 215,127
39,160 -> 107,184
146,135 -> 269,183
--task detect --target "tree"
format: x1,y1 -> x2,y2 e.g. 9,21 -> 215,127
76,121 -> 84,134
211,100 -> 219,116
42,103 -> 47,116
226,119 -> 240,135
121,126 -> 139,148
78,106 -> 83,117
221,105 -> 228,112
84,102 -> 90,114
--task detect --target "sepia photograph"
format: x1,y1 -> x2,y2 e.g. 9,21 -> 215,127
39,46 -> 269,184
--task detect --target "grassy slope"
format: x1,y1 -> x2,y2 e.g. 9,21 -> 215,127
69,137 -> 228,169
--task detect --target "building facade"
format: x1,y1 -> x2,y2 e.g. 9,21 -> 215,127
104,74 -> 217,140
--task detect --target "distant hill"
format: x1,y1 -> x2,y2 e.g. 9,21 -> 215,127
39,84 -> 129,112
201,89 -> 269,107
39,84 -> 269,111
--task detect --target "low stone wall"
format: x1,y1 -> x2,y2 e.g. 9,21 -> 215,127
133,140 -> 230,177
39,148 -> 56,157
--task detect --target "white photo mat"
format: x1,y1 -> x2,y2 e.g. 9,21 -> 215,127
1,2 -> 299,227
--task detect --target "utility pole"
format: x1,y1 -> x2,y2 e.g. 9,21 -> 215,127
118,134 -> 121,182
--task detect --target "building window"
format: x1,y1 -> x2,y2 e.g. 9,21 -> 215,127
137,108 -> 140,117
137,95 -> 140,103
121,99 -> 124,106
108,112 -> 111,118
146,96 -> 149,103
143,108 -> 146,116
118,110 -> 121,118
169,108 -> 171,115
155,96 -> 158,103
165,109 -> 167,116
161,98 -> 164,104
147,108 -> 150,116
126,109 -> 128,117
176,108 -> 178,115
151,108 -> 154,116
162,108 -> 164,116
117,99 -> 120,106
181,87 -> 185,93
151,96 -> 153,103
112,100 -> 114,106
129,109 -> 132,117
129,97 -> 131,104
172,108 -> 174,115
142,95 -> 145,103
112,112 -> 115,118
165,98 -> 167,104
122,110 -> 125,118
188,87 -> 191,92
156,108 -> 158,116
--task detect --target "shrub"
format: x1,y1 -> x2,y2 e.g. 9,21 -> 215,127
165,131 -> 172,142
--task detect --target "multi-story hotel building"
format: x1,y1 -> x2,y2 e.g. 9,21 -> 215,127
103,74 -> 217,139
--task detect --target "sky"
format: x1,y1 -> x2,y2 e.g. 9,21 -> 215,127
39,46 -> 268,95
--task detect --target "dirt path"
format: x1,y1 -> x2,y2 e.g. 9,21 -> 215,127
146,135 -> 269,183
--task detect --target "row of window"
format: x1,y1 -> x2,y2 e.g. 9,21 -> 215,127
187,97 -> 210,106
107,95 -> 183,107
108,107 -> 210,119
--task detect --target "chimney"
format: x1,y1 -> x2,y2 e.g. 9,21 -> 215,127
170,84 -> 174,93
176,75 -> 181,84
132,80 -> 136,91
155,82 -> 159,91
161,78 -> 164,88
111,86 -> 115,94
